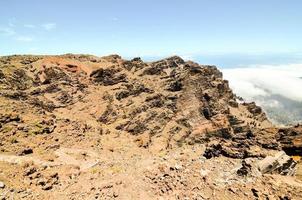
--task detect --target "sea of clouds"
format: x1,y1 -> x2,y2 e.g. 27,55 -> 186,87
222,64 -> 302,125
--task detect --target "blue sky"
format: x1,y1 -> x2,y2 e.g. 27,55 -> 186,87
1,0 -> 302,67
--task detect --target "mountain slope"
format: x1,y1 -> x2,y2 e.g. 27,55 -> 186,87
0,54 -> 301,199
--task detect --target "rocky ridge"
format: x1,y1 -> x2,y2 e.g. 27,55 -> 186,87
0,54 -> 301,199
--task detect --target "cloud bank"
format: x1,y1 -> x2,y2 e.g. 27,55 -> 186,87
222,64 -> 302,125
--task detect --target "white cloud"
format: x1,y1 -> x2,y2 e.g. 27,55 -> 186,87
0,27 -> 15,36
222,64 -> 302,102
24,24 -> 36,28
15,36 -> 34,42
42,23 -> 56,30
222,64 -> 302,125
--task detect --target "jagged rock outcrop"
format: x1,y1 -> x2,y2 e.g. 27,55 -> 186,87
276,125 -> 302,155
0,54 -> 287,155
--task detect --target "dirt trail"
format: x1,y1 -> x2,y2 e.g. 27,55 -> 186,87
0,147 -> 99,171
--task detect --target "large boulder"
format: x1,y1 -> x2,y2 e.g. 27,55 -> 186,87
257,151 -> 297,175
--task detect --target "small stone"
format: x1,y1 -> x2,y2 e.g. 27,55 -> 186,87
251,188 -> 259,198
174,164 -> 182,170
42,184 -> 53,191
23,166 -> 37,176
237,160 -> 252,176
200,169 -> 209,177
113,191 -> 119,198
0,181 -> 5,188
18,148 -> 33,156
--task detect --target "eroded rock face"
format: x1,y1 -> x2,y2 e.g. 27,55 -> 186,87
277,125 -> 302,155
90,68 -> 127,86
0,54 -> 282,153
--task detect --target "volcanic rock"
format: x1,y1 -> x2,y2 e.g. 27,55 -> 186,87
277,125 -> 302,155
258,151 -> 297,175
